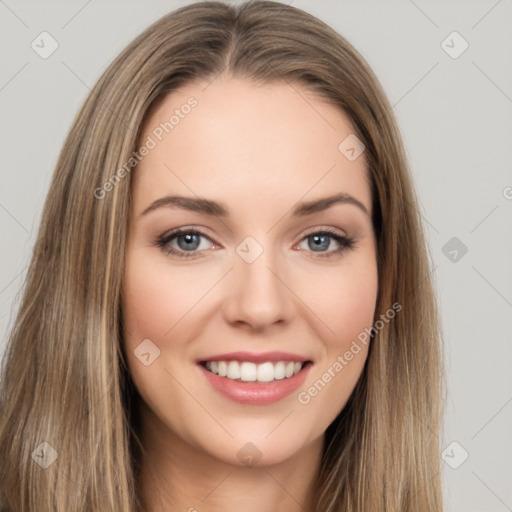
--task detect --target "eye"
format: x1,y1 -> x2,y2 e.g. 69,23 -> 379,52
296,228 -> 355,259
155,228 -> 215,259
155,227 -> 356,260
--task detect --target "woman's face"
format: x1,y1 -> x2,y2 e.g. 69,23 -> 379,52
122,76 -> 378,467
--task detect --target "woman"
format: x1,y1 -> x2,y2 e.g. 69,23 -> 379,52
0,1 -> 445,510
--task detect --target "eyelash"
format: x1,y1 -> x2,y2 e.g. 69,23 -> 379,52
154,227 -> 356,260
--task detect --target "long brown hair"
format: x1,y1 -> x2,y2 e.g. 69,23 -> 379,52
0,1 -> 445,510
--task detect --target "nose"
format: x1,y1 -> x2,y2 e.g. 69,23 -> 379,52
222,245 -> 295,332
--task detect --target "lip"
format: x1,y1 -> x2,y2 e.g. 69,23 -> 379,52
196,351 -> 312,364
197,360 -> 313,405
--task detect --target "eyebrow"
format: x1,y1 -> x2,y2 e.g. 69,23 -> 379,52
140,192 -> 369,218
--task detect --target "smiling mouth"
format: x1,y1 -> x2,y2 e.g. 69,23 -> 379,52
199,360 -> 313,383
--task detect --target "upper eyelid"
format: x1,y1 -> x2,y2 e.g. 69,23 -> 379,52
160,227 -> 217,245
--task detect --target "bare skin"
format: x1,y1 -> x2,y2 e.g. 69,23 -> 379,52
122,75 -> 378,512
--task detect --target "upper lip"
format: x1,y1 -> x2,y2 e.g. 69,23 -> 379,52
197,351 -> 312,364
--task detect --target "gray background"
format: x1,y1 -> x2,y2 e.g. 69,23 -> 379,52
1,1 -> 511,510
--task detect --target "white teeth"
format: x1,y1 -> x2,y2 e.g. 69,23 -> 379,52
218,361 -> 227,377
256,362 -> 274,382
273,361 -> 285,380
240,362 -> 257,382
203,360 -> 306,382
227,361 -> 241,379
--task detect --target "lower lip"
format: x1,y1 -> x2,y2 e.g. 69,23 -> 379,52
198,362 -> 312,405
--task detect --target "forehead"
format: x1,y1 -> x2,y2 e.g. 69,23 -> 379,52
132,76 -> 371,220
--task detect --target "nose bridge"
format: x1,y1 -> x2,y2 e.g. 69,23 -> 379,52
222,234 -> 294,329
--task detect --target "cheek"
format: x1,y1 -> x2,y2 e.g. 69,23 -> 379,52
294,308 -> 375,431
331,273 -> 378,343
298,251 -> 378,414
292,253 -> 377,416
295,254 -> 379,346
121,248 -> 227,408
122,249 -> 210,340
122,250 -> 197,414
